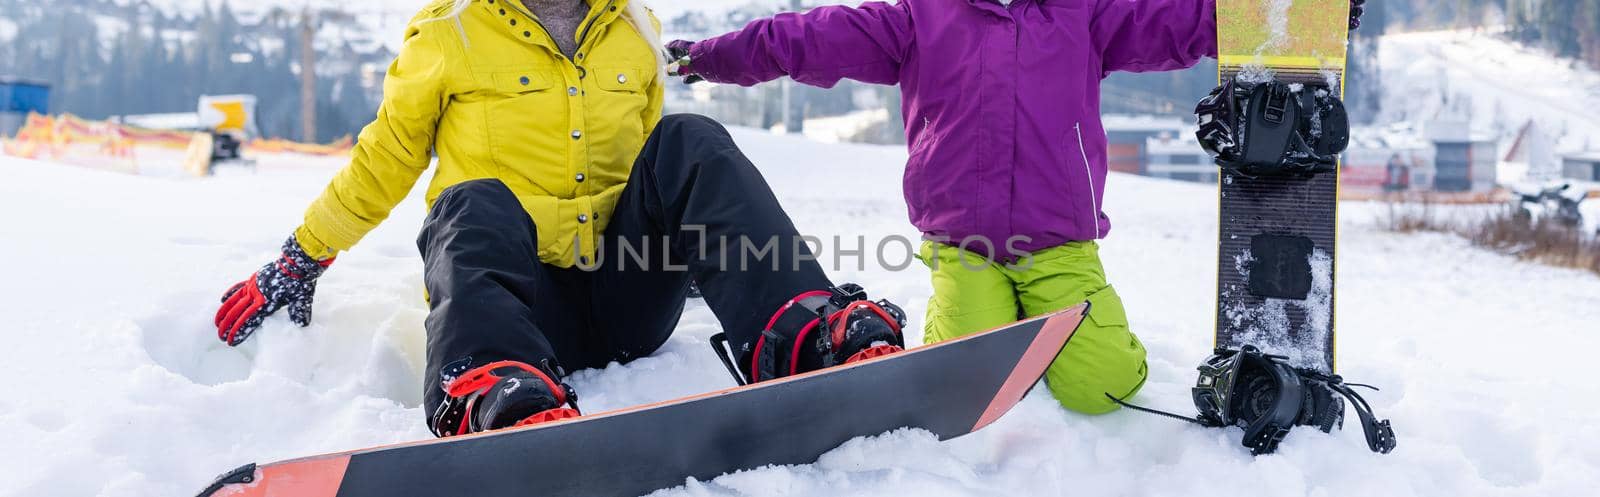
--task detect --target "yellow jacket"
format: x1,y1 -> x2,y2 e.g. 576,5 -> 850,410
294,0 -> 663,267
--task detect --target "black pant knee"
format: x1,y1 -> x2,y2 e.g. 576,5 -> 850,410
418,179 -> 535,255
425,179 -> 524,227
654,113 -> 730,140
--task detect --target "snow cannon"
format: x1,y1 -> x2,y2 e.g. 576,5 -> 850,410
183,94 -> 259,176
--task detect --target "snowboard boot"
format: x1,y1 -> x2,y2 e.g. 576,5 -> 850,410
428,360 -> 581,437
740,284 -> 908,383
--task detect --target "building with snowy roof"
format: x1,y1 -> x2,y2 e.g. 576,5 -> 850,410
1101,114 -> 1192,176
1343,124 -> 1436,194
1143,134 -> 1215,183
1500,121 -> 1561,183
1428,119 -> 1500,193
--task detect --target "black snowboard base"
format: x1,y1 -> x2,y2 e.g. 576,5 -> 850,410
1213,70 -> 1341,373
1215,170 -> 1337,372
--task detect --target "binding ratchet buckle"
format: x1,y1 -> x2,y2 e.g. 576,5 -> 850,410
1195,78 -> 1350,177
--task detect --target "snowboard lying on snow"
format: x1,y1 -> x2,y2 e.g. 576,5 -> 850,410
197,304 -> 1089,497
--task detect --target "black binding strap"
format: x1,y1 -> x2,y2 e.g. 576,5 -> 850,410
1327,380 -> 1397,453
1301,372 -> 1398,454
1111,377 -> 1397,455
1106,393 -> 1214,427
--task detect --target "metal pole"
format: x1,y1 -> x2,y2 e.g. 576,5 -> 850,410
783,0 -> 805,135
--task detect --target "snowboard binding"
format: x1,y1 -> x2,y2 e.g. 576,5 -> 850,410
1195,78 -> 1350,178
429,360 -> 581,437
1110,345 -> 1396,455
710,284 -> 907,386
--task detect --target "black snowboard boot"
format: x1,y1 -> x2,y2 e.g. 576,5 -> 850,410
429,360 -> 581,437
743,284 -> 907,383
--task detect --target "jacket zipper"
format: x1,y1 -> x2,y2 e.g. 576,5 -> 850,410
1074,122 -> 1102,238
911,117 -> 931,153
576,0 -> 617,48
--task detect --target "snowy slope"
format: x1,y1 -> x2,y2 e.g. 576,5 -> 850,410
2,129 -> 1599,497
1379,29 -> 1600,161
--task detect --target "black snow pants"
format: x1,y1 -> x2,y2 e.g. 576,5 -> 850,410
418,114 -> 833,414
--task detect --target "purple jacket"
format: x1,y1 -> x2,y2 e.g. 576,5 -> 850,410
691,0 -> 1216,255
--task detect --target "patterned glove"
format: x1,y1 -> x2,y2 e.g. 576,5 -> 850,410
1349,0 -> 1366,30
666,40 -> 705,84
215,235 -> 334,346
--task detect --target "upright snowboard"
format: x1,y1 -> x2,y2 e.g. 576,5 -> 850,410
1213,0 -> 1351,373
198,305 -> 1089,497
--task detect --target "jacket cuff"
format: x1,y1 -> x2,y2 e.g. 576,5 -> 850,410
687,39 -> 721,82
293,225 -> 338,261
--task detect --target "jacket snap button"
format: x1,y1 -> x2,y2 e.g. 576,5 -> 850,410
568,87 -> 577,96
510,19 -> 517,26
519,76 -> 530,86
578,214 -> 589,223
571,130 -> 582,140
617,73 -> 627,84
575,173 -> 586,182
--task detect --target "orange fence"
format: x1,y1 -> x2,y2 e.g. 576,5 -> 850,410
248,136 -> 355,156
2,113 -> 134,160
2,113 -> 354,162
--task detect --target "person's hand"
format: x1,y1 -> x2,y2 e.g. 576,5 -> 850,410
215,235 -> 333,346
666,40 -> 704,84
1349,0 -> 1366,30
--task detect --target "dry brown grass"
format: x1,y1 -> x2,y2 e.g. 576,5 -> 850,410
1383,197 -> 1449,234
1382,198 -> 1600,276
1467,210 -> 1600,274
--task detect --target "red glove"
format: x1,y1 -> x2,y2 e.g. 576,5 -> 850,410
215,235 -> 333,346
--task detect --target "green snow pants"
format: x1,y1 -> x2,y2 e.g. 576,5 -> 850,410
918,241 -> 1148,414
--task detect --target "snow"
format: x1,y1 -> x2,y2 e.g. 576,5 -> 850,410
0,18 -> 17,42
1263,0 -> 1292,52
3,129 -> 1600,497
770,108 -> 889,144
116,112 -> 202,131
1380,29 -> 1600,173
